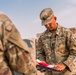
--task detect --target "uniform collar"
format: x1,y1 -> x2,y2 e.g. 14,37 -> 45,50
56,24 -> 62,36
44,24 -> 62,37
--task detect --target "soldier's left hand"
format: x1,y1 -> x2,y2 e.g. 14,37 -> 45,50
54,63 -> 66,71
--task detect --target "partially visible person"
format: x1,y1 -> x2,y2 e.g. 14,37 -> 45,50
0,12 -> 36,75
36,8 -> 76,75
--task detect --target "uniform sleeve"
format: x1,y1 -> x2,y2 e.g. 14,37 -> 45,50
36,36 -> 46,61
5,41 -> 36,75
0,12 -> 36,75
64,31 -> 76,73
5,25 -> 36,75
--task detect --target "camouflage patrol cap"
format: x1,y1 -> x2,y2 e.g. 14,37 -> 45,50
40,8 -> 54,25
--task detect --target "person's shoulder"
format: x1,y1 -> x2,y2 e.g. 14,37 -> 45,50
59,25 -> 71,36
69,28 -> 76,34
38,30 -> 48,41
60,25 -> 69,31
42,30 -> 48,35
61,25 -> 70,32
0,11 -> 4,14
40,30 -> 48,37
0,12 -> 9,18
63,27 -> 73,37
0,12 -> 6,15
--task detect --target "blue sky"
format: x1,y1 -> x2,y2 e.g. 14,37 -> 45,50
0,0 -> 76,39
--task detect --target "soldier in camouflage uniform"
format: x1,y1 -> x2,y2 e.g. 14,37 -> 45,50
36,8 -> 76,75
0,12 -> 36,75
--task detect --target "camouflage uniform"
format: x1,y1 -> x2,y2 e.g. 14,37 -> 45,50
0,12 -> 36,75
36,25 -> 76,75
70,28 -> 76,34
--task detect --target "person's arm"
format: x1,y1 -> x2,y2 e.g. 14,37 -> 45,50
53,30 -> 76,73
1,13 -> 36,75
63,31 -> 76,73
36,36 -> 46,61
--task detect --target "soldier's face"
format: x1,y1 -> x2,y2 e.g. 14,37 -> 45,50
45,16 -> 57,31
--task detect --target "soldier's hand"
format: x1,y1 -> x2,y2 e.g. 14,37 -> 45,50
36,65 -> 46,72
54,63 -> 66,71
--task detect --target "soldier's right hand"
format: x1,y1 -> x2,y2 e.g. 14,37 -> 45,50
36,65 -> 46,72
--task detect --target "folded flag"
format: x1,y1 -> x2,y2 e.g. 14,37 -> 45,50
36,59 -> 61,72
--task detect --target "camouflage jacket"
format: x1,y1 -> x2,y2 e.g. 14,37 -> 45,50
0,12 -> 36,75
36,25 -> 76,75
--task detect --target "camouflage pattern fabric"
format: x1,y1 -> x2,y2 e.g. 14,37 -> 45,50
36,25 -> 76,75
70,28 -> 76,34
0,12 -> 36,75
